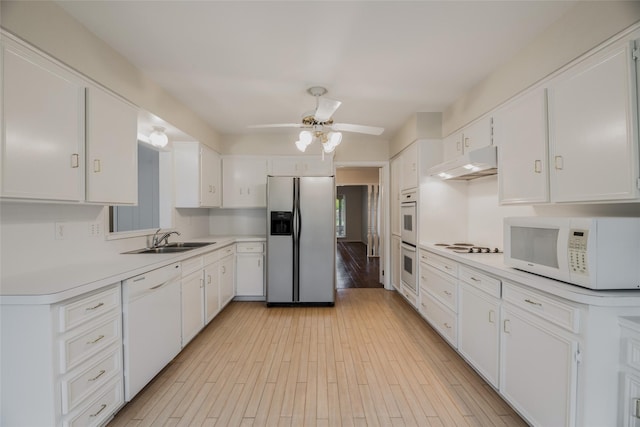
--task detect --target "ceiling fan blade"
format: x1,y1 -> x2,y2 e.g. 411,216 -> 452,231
314,97 -> 342,122
247,123 -> 304,129
331,123 -> 384,135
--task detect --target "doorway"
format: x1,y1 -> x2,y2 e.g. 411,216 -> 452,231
335,167 -> 384,289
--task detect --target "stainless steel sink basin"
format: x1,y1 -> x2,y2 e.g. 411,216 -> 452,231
165,242 -> 215,248
123,242 -> 215,254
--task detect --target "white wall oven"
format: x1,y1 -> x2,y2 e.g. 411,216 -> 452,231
400,191 -> 417,246
401,243 -> 417,293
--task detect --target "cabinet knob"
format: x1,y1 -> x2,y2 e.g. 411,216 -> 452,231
489,310 -> 496,323
634,398 -> 640,418
464,137 -> 470,148
94,159 -> 101,173
71,153 -> 80,169
503,319 -> 511,333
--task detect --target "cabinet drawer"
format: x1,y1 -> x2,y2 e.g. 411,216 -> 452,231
220,244 -> 236,258
61,346 -> 122,414
203,250 -> 219,265
236,242 -> 263,253
624,337 -> 640,371
459,266 -> 501,299
400,284 -> 417,308
182,255 -> 204,276
420,250 -> 457,277
419,291 -> 457,347
503,282 -> 580,333
59,314 -> 121,373
58,285 -> 120,333
63,376 -> 123,427
420,264 -> 457,312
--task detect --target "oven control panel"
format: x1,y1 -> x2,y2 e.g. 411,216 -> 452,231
568,229 -> 589,275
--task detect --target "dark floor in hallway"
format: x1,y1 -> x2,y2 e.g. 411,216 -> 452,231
336,241 -> 382,288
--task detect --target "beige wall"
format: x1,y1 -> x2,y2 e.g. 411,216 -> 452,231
1,0 -> 222,151
390,112 -> 442,158
442,1 -> 640,136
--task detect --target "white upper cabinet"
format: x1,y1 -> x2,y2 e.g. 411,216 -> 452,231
2,38 -> 85,201
496,88 -> 549,204
390,156 -> 401,236
400,142 -> 419,191
462,116 -> 493,153
547,39 -> 639,202
222,156 -> 267,208
174,142 -> 221,208
1,35 -> 139,205
269,155 -> 333,176
442,117 -> 492,162
443,131 -> 464,161
85,86 -> 138,205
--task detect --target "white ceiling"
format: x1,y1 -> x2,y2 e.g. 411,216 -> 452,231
56,1 -> 576,140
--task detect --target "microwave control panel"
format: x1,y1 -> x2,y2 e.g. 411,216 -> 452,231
568,229 -> 589,275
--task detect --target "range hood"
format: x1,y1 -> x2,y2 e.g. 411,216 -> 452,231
428,145 -> 497,180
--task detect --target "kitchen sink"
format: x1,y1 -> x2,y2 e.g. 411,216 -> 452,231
123,242 -> 215,254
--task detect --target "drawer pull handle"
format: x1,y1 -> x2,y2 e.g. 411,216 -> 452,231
634,398 -> 640,418
470,277 -> 481,282
88,369 -> 106,382
503,319 -> 511,333
444,322 -> 452,329
444,265 -> 452,270
133,276 -> 146,282
524,299 -> 542,307
489,310 -> 495,323
87,335 -> 105,345
443,290 -> 452,296
85,302 -> 104,311
90,404 -> 107,418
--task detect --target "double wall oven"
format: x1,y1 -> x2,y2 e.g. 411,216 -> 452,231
400,191 -> 417,293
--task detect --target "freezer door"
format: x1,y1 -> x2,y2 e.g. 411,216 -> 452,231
298,177 -> 336,303
267,177 -> 294,303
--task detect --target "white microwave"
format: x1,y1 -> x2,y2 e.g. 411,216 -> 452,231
504,217 -> 640,290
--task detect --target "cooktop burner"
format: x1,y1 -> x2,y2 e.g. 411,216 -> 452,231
453,243 -> 474,247
434,243 -> 501,253
446,246 -> 471,250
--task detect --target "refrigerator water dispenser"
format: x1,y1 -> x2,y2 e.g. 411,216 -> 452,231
270,211 -> 292,235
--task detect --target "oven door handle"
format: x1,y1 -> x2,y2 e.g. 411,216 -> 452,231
401,243 -> 417,252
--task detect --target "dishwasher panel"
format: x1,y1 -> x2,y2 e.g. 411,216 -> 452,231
123,263 -> 182,401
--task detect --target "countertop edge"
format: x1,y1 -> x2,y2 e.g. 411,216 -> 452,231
419,242 -> 640,307
0,235 -> 265,305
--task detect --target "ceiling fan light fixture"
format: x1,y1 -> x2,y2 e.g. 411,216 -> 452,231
295,139 -> 309,152
148,126 -> 169,148
299,130 -> 313,145
328,131 -> 342,146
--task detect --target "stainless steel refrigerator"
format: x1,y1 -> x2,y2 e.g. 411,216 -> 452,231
266,176 -> 336,306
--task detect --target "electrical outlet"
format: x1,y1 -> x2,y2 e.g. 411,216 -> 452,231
55,222 -> 66,240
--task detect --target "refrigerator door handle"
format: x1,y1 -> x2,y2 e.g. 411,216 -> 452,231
292,177 -> 300,302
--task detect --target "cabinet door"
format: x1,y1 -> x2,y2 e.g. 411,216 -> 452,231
501,305 -> 578,427
443,132 -> 463,161
204,261 -> 220,323
181,271 -> 204,347
496,89 -> 549,204
548,41 -> 639,202
2,41 -> 84,201
462,116 -> 492,152
270,157 -> 300,176
391,236 -> 401,291
302,157 -> 333,176
236,254 -> 264,297
621,373 -> 640,427
390,157 -> 401,236
219,255 -> 235,308
400,142 -> 418,191
85,86 -> 138,204
458,284 -> 500,387
200,146 -> 220,207
222,157 -> 267,208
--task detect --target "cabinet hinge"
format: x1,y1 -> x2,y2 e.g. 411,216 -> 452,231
637,177 -> 640,190
633,47 -> 639,61
574,347 -> 582,365
490,117 -> 494,144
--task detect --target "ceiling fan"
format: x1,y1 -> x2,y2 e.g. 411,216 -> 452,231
248,86 -> 384,153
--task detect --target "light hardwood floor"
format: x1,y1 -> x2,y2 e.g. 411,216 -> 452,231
108,289 -> 527,426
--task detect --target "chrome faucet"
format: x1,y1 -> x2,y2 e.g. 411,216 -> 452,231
151,229 -> 181,248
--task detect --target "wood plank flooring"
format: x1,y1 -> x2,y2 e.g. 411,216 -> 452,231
108,289 -> 526,426
336,242 -> 382,289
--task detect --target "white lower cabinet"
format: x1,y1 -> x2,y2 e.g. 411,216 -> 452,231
220,247 -> 236,308
1,284 -> 124,426
500,302 -> 579,427
204,252 -> 221,324
235,242 -> 264,299
181,256 -> 205,347
391,235 -> 401,291
458,283 -> 500,387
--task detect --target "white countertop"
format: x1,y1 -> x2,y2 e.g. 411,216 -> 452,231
419,242 -> 640,307
0,235 -> 265,305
